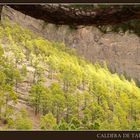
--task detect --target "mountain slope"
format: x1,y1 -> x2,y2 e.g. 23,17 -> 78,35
0,17 -> 140,130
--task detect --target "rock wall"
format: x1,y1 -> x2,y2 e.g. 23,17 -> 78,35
2,6 -> 140,81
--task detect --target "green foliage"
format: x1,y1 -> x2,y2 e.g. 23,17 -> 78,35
40,112 -> 57,130
29,83 -> 48,115
97,19 -> 140,37
69,117 -> 81,130
57,118 -> 69,130
15,109 -> 32,130
0,17 -> 140,130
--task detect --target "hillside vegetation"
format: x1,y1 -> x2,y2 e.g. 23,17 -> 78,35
0,18 -> 140,130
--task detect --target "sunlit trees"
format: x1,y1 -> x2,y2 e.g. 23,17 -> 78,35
49,82 -> 65,123
15,108 -> 32,130
57,118 -> 69,130
1,18 -> 140,130
29,83 -> 47,115
40,112 -> 57,130
29,53 -> 45,84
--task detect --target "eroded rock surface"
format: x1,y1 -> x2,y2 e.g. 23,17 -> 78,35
2,6 -> 140,81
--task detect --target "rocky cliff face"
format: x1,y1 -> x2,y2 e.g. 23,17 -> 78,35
2,6 -> 140,82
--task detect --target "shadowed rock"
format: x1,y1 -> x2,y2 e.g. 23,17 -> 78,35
7,5 -> 140,26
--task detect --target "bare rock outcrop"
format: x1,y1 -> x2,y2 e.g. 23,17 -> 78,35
8,5 -> 140,26
2,6 -> 140,82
